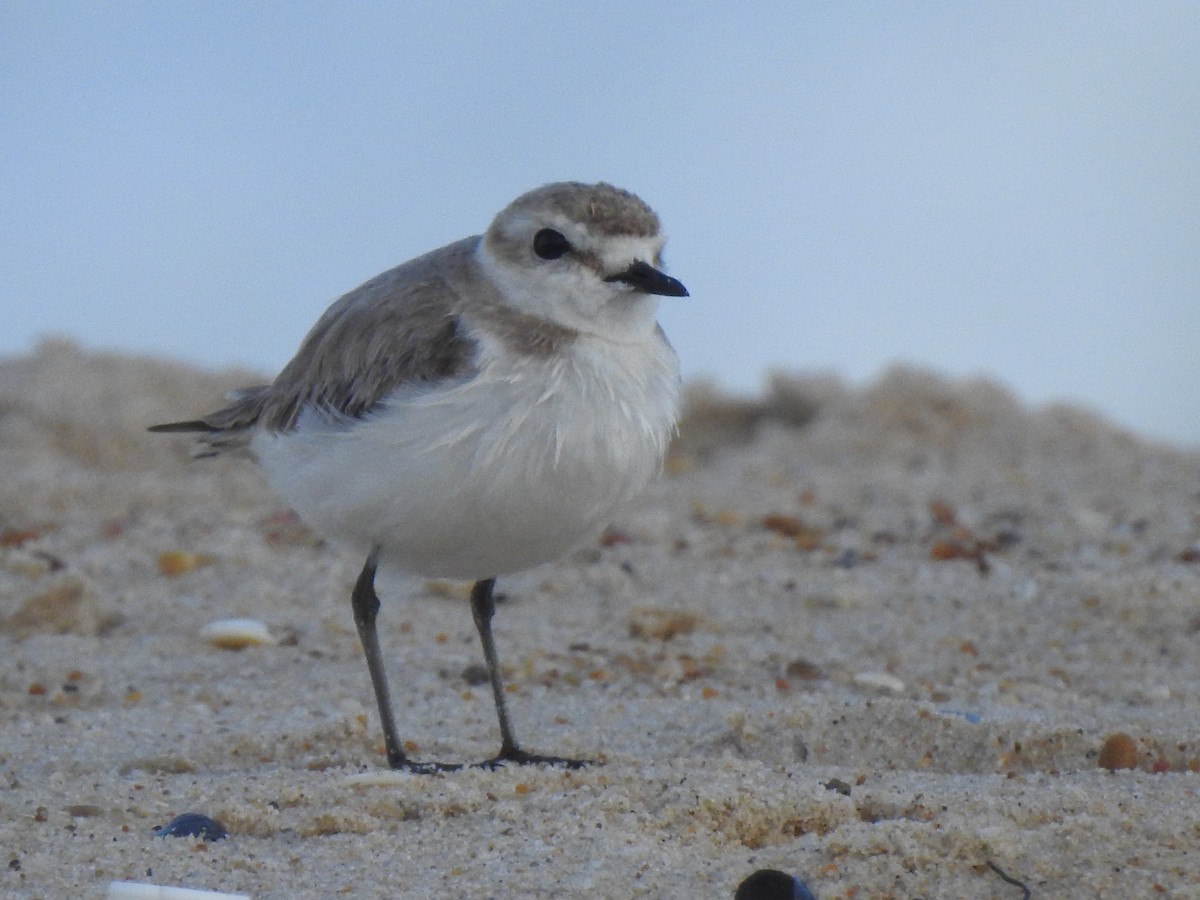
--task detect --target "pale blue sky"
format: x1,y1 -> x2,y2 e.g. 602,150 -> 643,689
3,2 -> 1198,444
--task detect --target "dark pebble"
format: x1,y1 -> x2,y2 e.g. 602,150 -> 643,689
831,548 -> 859,569
823,778 -> 852,796
153,812 -> 228,841
461,662 -> 490,686
734,868 -> 817,900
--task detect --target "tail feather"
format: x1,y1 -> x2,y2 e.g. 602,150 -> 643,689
149,385 -> 272,458
147,420 -> 218,434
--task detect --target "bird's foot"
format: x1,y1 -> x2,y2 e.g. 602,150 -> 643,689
386,751 -> 462,774
473,747 -> 593,770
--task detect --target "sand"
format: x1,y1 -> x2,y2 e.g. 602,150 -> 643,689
2,340 -> 1198,899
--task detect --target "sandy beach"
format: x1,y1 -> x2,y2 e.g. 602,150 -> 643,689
2,340 -> 1198,899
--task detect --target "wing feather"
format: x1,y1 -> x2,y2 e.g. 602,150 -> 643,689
151,236 -> 485,453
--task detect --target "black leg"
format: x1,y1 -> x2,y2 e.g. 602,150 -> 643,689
351,547 -> 458,773
469,578 -> 590,769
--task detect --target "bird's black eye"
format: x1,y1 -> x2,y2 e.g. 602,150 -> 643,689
533,228 -> 570,260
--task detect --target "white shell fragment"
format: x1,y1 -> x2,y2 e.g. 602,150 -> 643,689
343,770 -> 418,788
852,671 -> 906,693
106,882 -> 251,900
199,617 -> 275,650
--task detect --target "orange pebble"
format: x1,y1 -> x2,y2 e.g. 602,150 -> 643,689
1098,732 -> 1138,770
157,550 -> 208,577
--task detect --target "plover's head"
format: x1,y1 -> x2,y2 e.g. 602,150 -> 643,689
479,182 -> 687,342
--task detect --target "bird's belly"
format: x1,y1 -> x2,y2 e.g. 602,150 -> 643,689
252,352 -> 676,578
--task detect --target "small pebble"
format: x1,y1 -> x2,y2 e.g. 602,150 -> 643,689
761,514 -> 807,537
200,618 -> 274,650
461,662 -> 490,686
1098,732 -> 1139,771
823,778 -> 852,796
157,551 -> 210,577
65,804 -> 104,818
153,812 -> 228,841
939,708 -> 983,724
734,868 -> 817,900
784,658 -> 823,681
831,548 -> 860,569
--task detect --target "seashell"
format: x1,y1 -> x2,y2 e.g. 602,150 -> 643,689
200,618 -> 275,650
852,670 -> 906,693
107,881 -> 248,899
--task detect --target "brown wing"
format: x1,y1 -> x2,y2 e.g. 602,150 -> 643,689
150,236 -> 484,455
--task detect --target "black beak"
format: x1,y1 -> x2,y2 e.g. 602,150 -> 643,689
604,260 -> 689,297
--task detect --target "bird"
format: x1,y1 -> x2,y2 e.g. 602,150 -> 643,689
151,181 -> 687,772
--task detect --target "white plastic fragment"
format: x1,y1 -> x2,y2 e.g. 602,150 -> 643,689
106,882 -> 250,900
199,618 -> 275,650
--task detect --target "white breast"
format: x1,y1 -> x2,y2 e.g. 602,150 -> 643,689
252,328 -> 679,579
